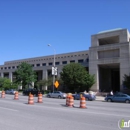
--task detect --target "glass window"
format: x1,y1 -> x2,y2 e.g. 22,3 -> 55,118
86,58 -> 89,62
62,61 -> 67,64
42,63 -> 46,66
49,63 -> 52,66
37,64 -> 40,66
55,62 -> 60,65
78,59 -> 84,63
121,95 -> 127,97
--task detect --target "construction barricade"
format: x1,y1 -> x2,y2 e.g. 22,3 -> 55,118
68,96 -> 74,107
37,93 -> 43,103
14,91 -> 19,100
28,94 -> 34,105
1,91 -> 5,98
80,97 -> 87,108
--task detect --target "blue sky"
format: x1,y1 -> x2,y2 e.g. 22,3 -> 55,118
0,0 -> 130,65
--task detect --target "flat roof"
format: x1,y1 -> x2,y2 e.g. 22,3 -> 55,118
98,28 -> 123,34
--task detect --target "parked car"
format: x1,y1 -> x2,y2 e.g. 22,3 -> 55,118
47,91 -> 67,99
73,92 -> 96,101
5,89 -> 16,95
23,88 -> 43,96
105,93 -> 130,103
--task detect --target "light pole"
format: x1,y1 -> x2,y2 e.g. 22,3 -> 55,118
48,44 -> 56,92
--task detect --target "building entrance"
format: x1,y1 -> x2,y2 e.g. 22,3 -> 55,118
99,64 -> 120,92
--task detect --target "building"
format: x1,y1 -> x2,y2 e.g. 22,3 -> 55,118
0,28 -> 130,93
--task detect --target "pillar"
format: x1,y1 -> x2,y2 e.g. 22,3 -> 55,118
9,72 -> 13,82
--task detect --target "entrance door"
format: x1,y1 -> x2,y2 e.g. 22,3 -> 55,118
111,69 -> 120,92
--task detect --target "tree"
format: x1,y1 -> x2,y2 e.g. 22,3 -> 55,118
82,72 -> 95,92
0,77 -> 11,90
123,74 -> 130,89
13,62 -> 37,89
36,77 -> 64,91
60,63 -> 95,92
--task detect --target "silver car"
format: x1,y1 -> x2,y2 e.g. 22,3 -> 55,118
47,91 -> 66,99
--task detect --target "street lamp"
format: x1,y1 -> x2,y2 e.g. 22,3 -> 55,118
48,44 -> 56,92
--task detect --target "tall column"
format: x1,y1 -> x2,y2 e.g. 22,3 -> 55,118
1,73 -> 3,78
42,70 -> 48,80
42,70 -> 48,90
9,72 -> 12,82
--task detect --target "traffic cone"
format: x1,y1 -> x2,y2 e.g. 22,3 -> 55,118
14,91 -> 19,100
68,96 -> 74,107
1,91 -> 5,98
80,97 -> 87,108
28,94 -> 34,105
37,93 -> 43,103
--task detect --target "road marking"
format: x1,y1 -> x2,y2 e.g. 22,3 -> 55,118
32,104 -> 130,118
0,106 -> 18,112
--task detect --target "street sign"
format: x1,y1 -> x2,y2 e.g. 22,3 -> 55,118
54,81 -> 59,88
52,67 -> 57,75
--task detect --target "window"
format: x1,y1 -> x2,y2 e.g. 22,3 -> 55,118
4,67 -> 7,69
17,66 -> 19,68
12,66 -> 15,69
42,63 -> 46,66
62,61 -> 67,64
121,95 -> 127,97
70,60 -> 75,63
32,64 -> 34,67
8,67 -> 11,69
78,59 -> 84,63
55,62 -> 60,65
49,63 -> 52,66
36,64 -> 40,67
1,67 -> 3,70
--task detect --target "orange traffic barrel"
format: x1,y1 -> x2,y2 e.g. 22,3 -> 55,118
28,94 -> 34,105
80,97 -> 87,108
1,91 -> 5,98
68,96 -> 74,107
14,91 -> 19,100
37,93 -> 43,103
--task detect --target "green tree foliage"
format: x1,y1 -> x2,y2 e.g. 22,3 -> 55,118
14,62 -> 37,89
83,73 -> 95,91
123,74 -> 130,89
0,77 -> 11,90
36,77 -> 63,91
60,63 -> 95,92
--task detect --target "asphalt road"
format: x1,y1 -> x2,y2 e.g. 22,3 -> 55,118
0,94 -> 129,130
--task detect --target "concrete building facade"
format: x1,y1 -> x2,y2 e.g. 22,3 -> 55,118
0,28 -> 130,92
